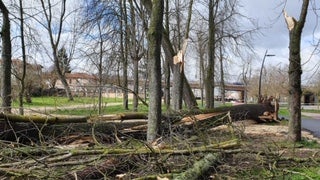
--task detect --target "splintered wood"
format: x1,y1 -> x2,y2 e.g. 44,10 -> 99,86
179,112 -> 226,125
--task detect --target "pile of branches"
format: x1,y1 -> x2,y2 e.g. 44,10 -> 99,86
0,102 -> 282,179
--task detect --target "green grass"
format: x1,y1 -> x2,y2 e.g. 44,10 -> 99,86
287,167 -> 320,179
241,167 -> 320,179
279,107 -> 289,117
12,96 -> 122,108
48,104 -> 150,116
299,138 -> 320,148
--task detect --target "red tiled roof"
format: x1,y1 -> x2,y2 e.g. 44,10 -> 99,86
65,73 -> 96,80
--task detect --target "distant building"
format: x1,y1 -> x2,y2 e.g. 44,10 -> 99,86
54,72 -> 98,96
0,59 -> 43,99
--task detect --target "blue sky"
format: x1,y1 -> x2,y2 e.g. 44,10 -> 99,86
239,0 -> 320,82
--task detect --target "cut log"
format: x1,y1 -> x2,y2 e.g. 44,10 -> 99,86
179,112 -> 225,125
173,153 -> 221,180
201,103 -> 279,123
0,113 -> 88,123
0,112 -> 147,124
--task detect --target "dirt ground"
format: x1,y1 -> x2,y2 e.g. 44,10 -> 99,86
209,120 -> 320,179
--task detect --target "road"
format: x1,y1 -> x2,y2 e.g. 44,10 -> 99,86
301,112 -> 320,137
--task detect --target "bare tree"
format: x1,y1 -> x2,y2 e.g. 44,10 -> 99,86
283,0 -> 309,142
38,0 -> 73,101
0,0 -> 12,113
240,56 -> 253,104
119,0 -> 129,110
146,0 -> 163,142
15,0 -> 27,115
195,30 -> 207,107
129,0 -> 145,112
81,0 -> 120,114
143,0 -> 198,110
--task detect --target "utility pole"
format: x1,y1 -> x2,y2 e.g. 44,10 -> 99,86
258,50 -> 275,100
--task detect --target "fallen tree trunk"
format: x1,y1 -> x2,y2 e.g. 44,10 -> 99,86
193,103 -> 279,123
0,102 -> 278,144
0,112 -> 147,124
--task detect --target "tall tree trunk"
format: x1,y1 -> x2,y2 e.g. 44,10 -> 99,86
196,32 -> 206,107
129,0 -> 143,112
205,0 -> 216,109
219,40 -> 225,105
0,1 -> 12,113
147,0 -> 163,142
284,0 -> 309,142
98,26 -> 103,115
18,0 -> 27,115
163,0 -> 171,110
172,0 -> 183,111
120,0 -> 129,110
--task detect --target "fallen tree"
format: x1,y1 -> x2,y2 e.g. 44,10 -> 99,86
0,99 -> 280,144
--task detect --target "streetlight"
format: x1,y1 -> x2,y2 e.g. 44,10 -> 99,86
258,50 -> 275,100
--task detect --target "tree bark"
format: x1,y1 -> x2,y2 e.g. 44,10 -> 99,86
120,0 -> 129,110
18,0 -> 27,115
172,0 -> 183,111
205,0 -> 216,109
163,0 -> 171,110
129,0 -> 144,112
285,0 -> 309,142
146,0 -> 163,142
0,1 -> 12,113
219,26 -> 226,105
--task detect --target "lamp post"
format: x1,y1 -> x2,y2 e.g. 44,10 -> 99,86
258,50 -> 275,100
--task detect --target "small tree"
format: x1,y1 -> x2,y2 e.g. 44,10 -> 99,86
57,47 -> 71,75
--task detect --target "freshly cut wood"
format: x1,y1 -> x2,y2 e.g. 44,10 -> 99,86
179,112 -> 225,125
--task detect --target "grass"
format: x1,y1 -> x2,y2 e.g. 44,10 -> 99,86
241,167 -> 320,179
12,96 -> 122,108
50,104 -> 149,116
279,107 -> 289,117
10,97 -> 320,117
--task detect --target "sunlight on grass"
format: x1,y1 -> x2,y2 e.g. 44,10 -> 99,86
49,104 -> 149,116
279,107 -> 289,116
12,96 -> 123,108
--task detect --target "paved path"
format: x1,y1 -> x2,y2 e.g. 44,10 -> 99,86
301,112 -> 320,137
302,112 -> 320,120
